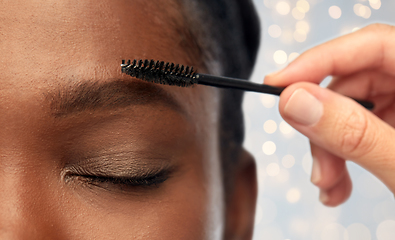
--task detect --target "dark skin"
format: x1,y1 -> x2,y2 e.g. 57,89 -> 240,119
0,0 -> 257,239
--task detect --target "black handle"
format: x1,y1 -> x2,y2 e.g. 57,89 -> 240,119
196,74 -> 375,110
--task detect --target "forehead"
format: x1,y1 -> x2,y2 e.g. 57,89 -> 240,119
0,0 -> 217,118
0,0 -> 195,77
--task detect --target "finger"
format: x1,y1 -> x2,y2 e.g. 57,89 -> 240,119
310,143 -> 347,190
374,99 -> 395,127
329,73 -> 395,126
279,82 -> 395,193
319,169 -> 352,207
328,70 -> 395,99
264,24 -> 395,86
328,72 -> 395,117
310,144 -> 353,206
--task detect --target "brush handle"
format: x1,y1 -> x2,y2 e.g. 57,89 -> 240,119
196,73 -> 284,95
196,74 -> 374,110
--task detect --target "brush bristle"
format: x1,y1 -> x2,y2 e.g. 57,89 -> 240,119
121,59 -> 197,87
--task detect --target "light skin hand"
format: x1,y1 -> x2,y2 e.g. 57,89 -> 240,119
264,23 -> 395,207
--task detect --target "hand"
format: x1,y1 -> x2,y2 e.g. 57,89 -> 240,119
264,24 -> 395,207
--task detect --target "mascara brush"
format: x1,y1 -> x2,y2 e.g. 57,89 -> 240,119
121,59 -> 374,110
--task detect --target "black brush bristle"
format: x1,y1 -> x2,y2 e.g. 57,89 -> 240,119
121,59 -> 197,87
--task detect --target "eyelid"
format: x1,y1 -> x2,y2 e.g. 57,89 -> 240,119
62,165 -> 175,194
62,150 -> 175,178
62,163 -> 175,181
74,170 -> 169,187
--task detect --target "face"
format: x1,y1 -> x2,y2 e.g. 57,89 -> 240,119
0,0 -> 256,239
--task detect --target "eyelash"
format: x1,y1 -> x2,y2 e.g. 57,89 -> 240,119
67,169 -> 170,192
82,172 -> 168,187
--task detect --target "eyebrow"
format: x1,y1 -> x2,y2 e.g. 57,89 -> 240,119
47,79 -> 186,117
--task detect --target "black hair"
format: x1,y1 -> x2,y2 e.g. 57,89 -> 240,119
178,0 -> 261,195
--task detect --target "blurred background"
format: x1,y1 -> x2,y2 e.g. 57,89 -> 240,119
246,0 -> 395,239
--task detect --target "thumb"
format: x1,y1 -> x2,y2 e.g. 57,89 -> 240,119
279,82 -> 395,193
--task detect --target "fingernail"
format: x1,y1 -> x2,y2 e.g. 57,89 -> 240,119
267,69 -> 282,77
265,69 -> 284,79
319,190 -> 329,204
264,70 -> 282,84
311,157 -> 321,184
284,89 -> 323,126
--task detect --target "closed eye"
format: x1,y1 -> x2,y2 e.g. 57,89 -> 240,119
78,171 -> 169,188
63,166 -> 173,193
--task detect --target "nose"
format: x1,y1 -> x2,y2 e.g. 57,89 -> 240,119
0,157 -> 65,240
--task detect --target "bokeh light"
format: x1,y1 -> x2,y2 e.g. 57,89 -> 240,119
290,218 -> 310,237
263,0 -> 273,8
282,155 -> 295,168
268,24 -> 282,38
264,120 -> 277,134
260,94 -> 276,108
276,169 -> 290,182
302,153 -> 313,175
294,29 -> 307,42
279,121 -> 295,136
369,0 -> 381,10
329,6 -> 342,19
354,4 -> 363,16
260,225 -> 284,240
286,188 -> 301,203
346,223 -> 372,240
321,223 -> 346,240
292,7 -> 305,20
273,50 -> 288,64
314,203 -> 342,221
262,141 -> 277,155
288,52 -> 300,63
376,220 -> 395,240
296,0 -> 310,13
266,162 -> 280,176
276,1 -> 290,15
280,28 -> 294,44
354,4 -> 372,19
296,20 -> 310,33
373,200 -> 395,223
352,27 -> 361,32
